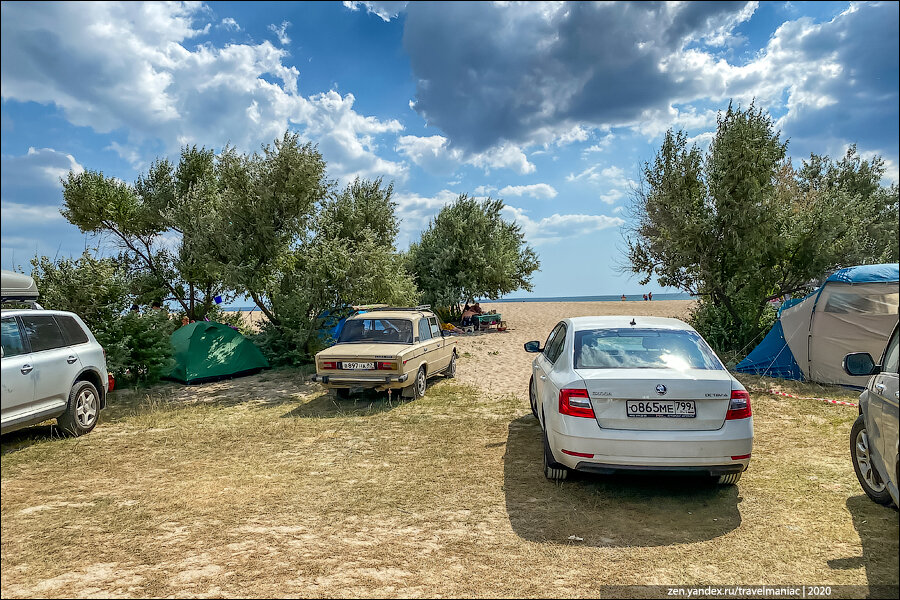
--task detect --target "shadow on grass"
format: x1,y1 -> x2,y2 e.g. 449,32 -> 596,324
828,495 -> 899,591
503,415 -> 742,547
281,389 -> 408,419
1,424 -> 66,455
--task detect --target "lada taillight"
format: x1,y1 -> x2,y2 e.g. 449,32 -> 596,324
377,362 -> 397,370
322,361 -> 338,370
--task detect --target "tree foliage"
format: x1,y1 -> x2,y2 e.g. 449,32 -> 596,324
62,149 -> 230,321
28,251 -> 176,386
256,177 -> 419,365
627,103 -> 899,353
407,194 -> 540,317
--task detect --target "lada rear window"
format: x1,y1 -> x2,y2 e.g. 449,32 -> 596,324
574,328 -> 723,370
338,318 -> 414,344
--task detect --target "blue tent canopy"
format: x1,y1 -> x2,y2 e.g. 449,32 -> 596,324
736,320 -> 805,380
825,263 -> 899,284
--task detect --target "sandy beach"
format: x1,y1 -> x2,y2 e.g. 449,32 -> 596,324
231,299 -> 695,399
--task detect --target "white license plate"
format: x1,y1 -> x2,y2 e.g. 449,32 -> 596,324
342,362 -> 375,370
626,400 -> 696,418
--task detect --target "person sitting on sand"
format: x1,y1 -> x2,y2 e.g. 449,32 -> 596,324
471,302 -> 484,315
461,305 -> 476,327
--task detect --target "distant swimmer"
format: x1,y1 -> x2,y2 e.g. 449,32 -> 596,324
621,294 -> 626,301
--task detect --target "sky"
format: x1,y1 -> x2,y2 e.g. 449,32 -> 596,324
1,1 -> 898,300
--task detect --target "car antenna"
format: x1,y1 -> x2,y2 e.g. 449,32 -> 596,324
630,318 -> 636,326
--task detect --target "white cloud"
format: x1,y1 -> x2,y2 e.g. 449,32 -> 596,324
1,201 -> 66,224
502,205 -> 625,245
396,135 -> 535,175
342,1 -> 409,22
220,17 -> 241,32
268,21 -> 291,45
0,4 -> 405,186
392,189 -> 460,245
498,183 -> 557,200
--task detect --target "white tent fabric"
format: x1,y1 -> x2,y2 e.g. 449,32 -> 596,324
738,264 -> 899,387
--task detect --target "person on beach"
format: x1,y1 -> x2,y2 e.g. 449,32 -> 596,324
461,304 -> 476,327
648,292 -> 653,301
643,294 -> 648,301
472,302 -> 484,314
621,294 -> 626,301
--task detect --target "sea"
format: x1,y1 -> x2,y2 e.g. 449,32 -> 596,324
481,292 -> 693,303
224,292 -> 693,311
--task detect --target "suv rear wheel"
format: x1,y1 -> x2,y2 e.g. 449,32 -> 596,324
58,380 -> 100,436
851,414 -> 892,505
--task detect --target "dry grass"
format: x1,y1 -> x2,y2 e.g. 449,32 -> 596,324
1,366 -> 897,598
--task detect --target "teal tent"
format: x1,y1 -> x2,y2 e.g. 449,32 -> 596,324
168,322 -> 269,384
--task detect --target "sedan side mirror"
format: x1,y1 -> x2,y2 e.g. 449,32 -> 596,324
843,352 -> 880,377
524,340 -> 542,353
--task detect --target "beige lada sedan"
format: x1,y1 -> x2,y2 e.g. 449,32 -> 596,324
312,307 -> 457,399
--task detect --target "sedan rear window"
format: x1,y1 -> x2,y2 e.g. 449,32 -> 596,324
338,318 -> 414,344
574,328 -> 723,370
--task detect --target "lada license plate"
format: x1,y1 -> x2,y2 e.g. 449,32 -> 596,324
626,400 -> 696,418
342,362 -> 375,370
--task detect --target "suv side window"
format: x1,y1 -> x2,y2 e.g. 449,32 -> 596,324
418,318 -> 432,341
428,317 -> 441,338
883,327 -> 899,374
56,315 -> 90,345
19,315 -> 67,353
1,317 -> 27,358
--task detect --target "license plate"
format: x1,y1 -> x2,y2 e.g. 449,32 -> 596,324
626,400 -> 696,418
342,362 -> 374,370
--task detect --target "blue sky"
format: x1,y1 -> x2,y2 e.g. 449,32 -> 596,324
2,1 -> 898,299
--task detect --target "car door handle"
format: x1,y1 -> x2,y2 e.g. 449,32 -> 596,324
66,355 -> 78,364
539,375 -> 547,380
874,382 -> 885,392
21,364 -> 33,374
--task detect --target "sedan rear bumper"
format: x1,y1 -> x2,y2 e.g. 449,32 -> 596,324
574,462 -> 745,476
311,373 -> 408,388
550,417 -> 753,473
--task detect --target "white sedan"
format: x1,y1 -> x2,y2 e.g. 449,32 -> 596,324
525,316 -> 753,484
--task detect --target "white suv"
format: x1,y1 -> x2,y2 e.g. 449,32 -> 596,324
1,309 -> 109,436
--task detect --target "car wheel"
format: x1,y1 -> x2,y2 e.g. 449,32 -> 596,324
542,414 -> 568,481
57,380 -> 100,436
851,414 -> 892,505
334,388 -> 351,400
445,352 -> 457,379
529,376 -> 538,419
413,367 -> 427,399
716,472 -> 742,485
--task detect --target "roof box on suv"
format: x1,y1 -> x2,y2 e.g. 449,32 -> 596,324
1,269 -> 39,302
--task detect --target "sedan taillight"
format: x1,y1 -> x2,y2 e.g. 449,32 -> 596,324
559,388 -> 595,418
725,389 -> 752,420
322,361 -> 338,370
376,362 -> 397,370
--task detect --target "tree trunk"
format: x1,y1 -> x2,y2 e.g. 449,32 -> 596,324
249,290 -> 279,326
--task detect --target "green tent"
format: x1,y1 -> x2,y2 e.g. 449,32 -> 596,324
168,322 -> 270,384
